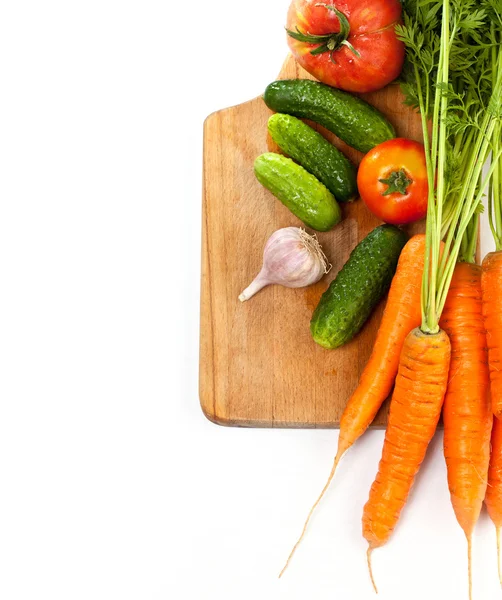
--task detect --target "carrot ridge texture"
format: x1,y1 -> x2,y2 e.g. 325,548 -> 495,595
338,234 -> 426,456
362,328 -> 451,550
486,417 -> 502,527
279,236 -> 425,576
441,263 -> 492,535
482,251 -> 502,417
440,263 -> 492,600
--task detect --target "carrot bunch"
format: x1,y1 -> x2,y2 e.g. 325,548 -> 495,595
279,0 -> 502,596
361,0 -> 502,592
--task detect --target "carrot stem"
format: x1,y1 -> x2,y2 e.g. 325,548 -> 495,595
490,121 -> 502,251
437,144 -> 502,318
421,0 -> 450,334
489,25 -> 502,251
465,214 -> 479,266
414,61 -> 434,330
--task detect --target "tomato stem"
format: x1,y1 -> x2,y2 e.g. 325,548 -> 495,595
286,4 -> 359,62
379,169 -> 413,196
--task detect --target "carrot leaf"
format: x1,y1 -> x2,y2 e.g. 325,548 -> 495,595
398,0 -> 502,331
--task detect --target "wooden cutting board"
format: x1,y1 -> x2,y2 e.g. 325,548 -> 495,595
200,55 -> 424,428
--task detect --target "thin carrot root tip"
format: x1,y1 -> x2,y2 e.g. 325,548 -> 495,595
367,547 -> 378,595
497,528 -> 502,588
467,537 -> 472,600
278,455 -> 341,578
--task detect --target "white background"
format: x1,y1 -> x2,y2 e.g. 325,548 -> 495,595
0,1 -> 499,599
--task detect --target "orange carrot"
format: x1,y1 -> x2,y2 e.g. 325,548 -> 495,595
485,416 -> 502,586
482,251 -> 502,418
362,328 -> 451,589
440,262 -> 492,600
338,234 -> 427,457
279,234 -> 426,577
359,0 -> 501,589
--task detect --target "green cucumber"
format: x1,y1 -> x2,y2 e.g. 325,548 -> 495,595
311,225 -> 408,349
254,153 -> 341,232
268,113 -> 357,203
264,80 -> 395,154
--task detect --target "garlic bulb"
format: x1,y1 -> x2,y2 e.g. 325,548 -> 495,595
238,227 -> 331,302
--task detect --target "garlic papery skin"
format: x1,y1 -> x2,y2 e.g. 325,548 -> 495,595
238,227 -> 331,302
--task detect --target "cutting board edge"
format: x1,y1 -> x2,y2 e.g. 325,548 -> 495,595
203,94 -> 264,130
200,114 -> 215,427
198,400 -> 390,429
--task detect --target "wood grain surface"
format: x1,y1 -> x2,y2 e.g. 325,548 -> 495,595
200,55 -> 424,428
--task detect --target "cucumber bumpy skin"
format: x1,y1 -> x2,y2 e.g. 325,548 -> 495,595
268,113 -> 358,203
264,79 -> 396,154
311,224 -> 408,349
254,152 -> 341,232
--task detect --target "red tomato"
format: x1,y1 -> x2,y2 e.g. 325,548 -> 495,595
357,139 -> 429,225
286,0 -> 405,93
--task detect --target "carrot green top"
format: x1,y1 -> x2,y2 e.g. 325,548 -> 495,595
458,214 -> 479,265
397,0 -> 502,333
489,119 -> 502,251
